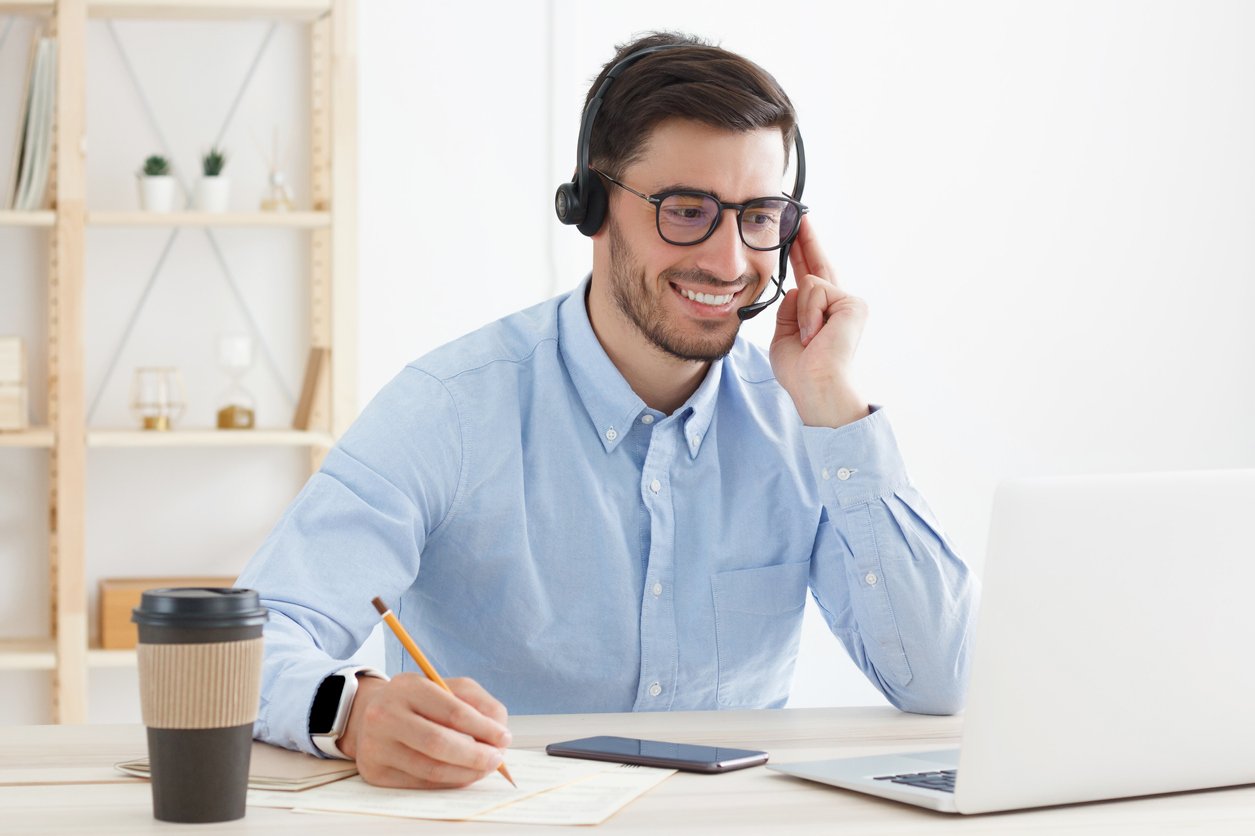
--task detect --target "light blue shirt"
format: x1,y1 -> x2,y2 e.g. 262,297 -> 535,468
238,278 -> 978,755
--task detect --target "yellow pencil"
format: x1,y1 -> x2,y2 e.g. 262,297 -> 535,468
370,596 -> 516,788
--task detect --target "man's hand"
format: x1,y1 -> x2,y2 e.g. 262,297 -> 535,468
770,216 -> 872,428
337,673 -> 511,789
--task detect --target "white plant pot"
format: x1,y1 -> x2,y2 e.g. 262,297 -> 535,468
196,176 -> 231,213
138,176 -> 177,213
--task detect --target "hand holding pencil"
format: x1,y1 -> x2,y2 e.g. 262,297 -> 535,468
371,596 -> 516,787
332,597 -> 514,789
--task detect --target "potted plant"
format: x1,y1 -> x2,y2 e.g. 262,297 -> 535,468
137,154 -> 176,213
196,147 -> 230,213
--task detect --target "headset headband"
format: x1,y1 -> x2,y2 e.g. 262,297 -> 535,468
555,43 -> 806,237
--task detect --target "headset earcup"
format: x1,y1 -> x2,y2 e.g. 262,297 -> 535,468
555,181 -> 583,226
575,174 -> 608,237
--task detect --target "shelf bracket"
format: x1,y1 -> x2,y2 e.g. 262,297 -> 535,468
87,20 -> 297,423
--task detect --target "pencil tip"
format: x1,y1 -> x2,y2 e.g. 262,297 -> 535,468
500,764 -> 517,787
371,596 -> 388,616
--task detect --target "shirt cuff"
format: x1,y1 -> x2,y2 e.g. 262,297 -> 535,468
800,405 -> 911,507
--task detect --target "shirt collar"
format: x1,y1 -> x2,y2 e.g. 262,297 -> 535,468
558,275 -> 722,458
558,276 -> 646,453
679,353 -> 720,459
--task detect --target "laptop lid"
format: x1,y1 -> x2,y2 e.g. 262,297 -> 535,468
954,469 -> 1255,814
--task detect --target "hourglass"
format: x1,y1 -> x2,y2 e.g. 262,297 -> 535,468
216,334 -> 256,430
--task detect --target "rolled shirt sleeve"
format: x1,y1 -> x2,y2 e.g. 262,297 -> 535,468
236,367 -> 463,754
802,406 -> 980,715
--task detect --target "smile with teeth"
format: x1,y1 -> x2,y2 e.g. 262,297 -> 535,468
678,287 -> 737,306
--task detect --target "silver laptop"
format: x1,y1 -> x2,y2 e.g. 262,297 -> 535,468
770,469 -> 1255,814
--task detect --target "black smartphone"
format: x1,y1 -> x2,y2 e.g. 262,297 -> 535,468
546,735 -> 768,773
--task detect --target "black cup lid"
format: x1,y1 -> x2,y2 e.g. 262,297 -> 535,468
132,587 -> 269,629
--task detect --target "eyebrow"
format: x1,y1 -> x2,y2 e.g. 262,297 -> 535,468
652,183 -> 793,202
655,183 -> 724,200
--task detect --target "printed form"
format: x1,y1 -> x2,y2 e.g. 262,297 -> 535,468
248,749 -> 675,826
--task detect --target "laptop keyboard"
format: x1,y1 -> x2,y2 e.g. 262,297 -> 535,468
873,769 -> 957,793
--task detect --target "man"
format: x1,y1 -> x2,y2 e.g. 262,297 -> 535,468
237,32 -> 978,790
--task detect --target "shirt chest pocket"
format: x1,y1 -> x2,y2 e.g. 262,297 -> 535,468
711,561 -> 809,708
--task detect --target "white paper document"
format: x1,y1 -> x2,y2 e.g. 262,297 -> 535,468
473,762 -> 675,825
248,749 -> 674,825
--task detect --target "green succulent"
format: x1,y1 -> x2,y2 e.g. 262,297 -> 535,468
202,147 -> 227,177
141,154 -> 170,177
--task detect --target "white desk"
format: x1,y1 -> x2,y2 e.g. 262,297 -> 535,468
3,707 -> 1253,834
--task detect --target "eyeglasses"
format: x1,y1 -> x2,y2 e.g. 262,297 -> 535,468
593,168 -> 808,251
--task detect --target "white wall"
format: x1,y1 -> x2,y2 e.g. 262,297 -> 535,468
1,0 -> 1252,724
360,0 -> 1255,709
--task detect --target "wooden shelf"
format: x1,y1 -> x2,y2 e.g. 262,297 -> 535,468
0,1 -> 52,16
87,428 -> 333,448
87,210 -> 330,228
88,0 -> 331,20
2,211 -> 330,228
0,427 -> 54,448
0,639 -> 57,671
87,647 -> 138,669
0,211 -> 55,227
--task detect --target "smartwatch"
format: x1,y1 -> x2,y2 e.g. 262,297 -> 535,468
309,666 -> 387,758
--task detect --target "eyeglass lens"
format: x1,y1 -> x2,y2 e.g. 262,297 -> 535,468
657,194 -> 801,250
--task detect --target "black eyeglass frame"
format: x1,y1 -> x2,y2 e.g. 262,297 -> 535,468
592,168 -> 809,252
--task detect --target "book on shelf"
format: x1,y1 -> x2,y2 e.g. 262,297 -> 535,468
6,30 -> 57,212
0,384 -> 27,432
292,346 -> 329,430
0,337 -> 28,432
0,336 -> 24,383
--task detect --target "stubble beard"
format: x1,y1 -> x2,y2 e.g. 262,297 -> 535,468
607,219 -> 755,363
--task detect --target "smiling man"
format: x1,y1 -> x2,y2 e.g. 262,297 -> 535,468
237,32 -> 978,790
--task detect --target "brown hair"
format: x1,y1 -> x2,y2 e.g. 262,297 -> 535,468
585,32 -> 798,178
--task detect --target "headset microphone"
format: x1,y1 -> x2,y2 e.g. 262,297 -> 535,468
736,251 -> 789,321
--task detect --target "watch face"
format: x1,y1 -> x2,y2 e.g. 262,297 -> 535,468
309,674 -> 347,735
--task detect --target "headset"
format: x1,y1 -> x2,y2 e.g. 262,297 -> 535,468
555,43 -> 807,321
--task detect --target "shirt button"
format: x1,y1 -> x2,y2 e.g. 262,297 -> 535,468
821,468 -> 830,480
691,434 -> 701,446
652,582 -> 663,597
648,682 -> 662,697
865,572 -> 878,586
837,467 -> 853,481
650,479 -> 661,494
641,414 -> 654,425
605,428 -> 618,442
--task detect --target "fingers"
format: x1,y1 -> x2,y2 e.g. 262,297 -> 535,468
399,675 -> 511,752
784,216 -> 846,346
774,287 -> 801,338
447,676 -> 510,731
352,674 -> 511,790
788,215 -> 835,283
360,747 -> 501,790
797,274 -> 838,346
798,272 -> 866,348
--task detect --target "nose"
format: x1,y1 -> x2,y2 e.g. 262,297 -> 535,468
693,209 -> 749,282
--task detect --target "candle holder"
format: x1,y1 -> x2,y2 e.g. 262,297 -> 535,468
130,367 -> 186,431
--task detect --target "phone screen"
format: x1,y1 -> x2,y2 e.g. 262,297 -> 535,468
546,735 -> 769,773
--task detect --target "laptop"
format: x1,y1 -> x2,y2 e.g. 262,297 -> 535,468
769,469 -> 1255,814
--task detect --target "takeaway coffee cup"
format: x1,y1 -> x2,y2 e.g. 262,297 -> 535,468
132,587 -> 268,823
